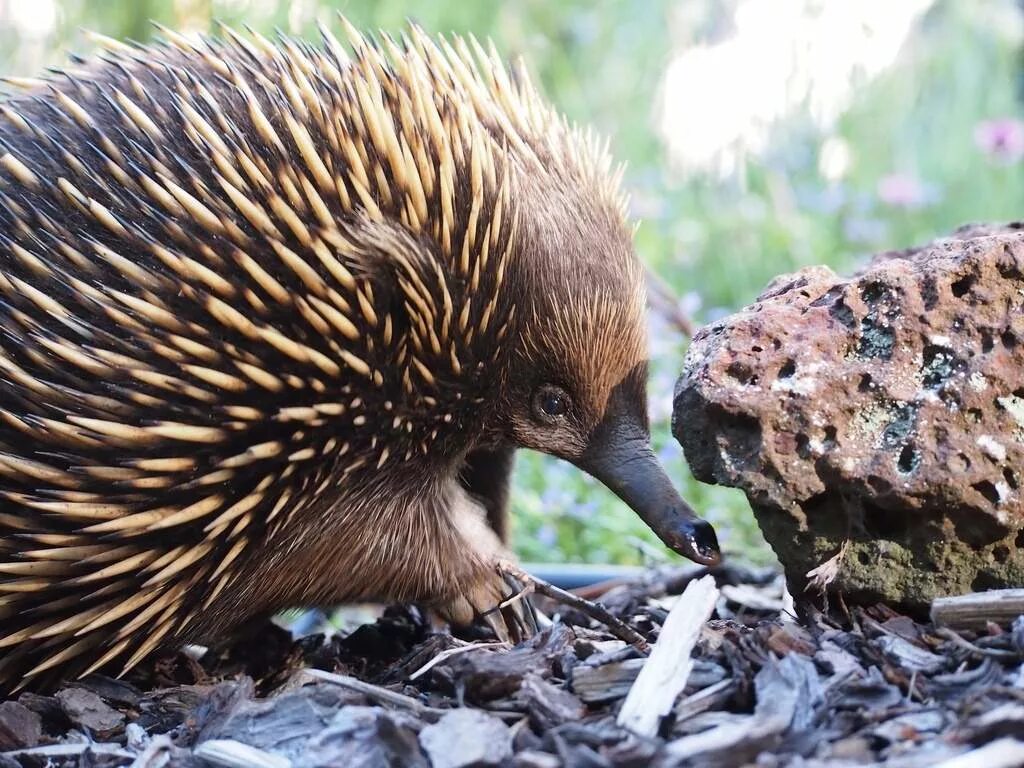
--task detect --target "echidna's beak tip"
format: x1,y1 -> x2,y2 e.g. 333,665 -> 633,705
678,518 -> 721,566
575,417 -> 723,567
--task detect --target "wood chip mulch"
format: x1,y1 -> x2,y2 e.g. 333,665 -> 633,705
2,563 -> 1024,767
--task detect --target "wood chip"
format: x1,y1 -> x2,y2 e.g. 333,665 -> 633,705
672,678 -> 736,723
0,701 -> 41,750
931,589 -> 1024,630
56,686 -> 125,737
617,574 -> 719,736
572,657 -> 726,704
193,739 -> 292,768
418,709 -> 512,768
932,738 -> 1024,768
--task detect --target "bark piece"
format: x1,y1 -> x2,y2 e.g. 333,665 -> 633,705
300,706 -> 427,768
55,687 -> 124,738
419,709 -> 512,768
518,674 -> 585,730
664,653 -> 822,765
0,702 -> 41,751
197,681 -> 365,760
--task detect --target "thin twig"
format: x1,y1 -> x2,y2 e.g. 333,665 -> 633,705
408,641 -> 510,681
503,563 -> 651,655
304,668 -> 525,723
491,582 -> 533,613
645,266 -> 696,338
302,668 -> 450,721
2,743 -> 134,760
935,627 -> 1020,660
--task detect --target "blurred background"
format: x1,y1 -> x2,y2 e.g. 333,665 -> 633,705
1,0 -> 1021,567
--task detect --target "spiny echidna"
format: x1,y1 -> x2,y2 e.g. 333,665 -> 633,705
0,18 -> 720,693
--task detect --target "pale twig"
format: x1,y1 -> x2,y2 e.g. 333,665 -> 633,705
490,581 -> 533,613
193,740 -> 290,768
932,737 -> 1024,768
302,668 -> 450,720
408,641 -> 510,681
304,667 -> 524,723
2,743 -> 134,760
645,266 -> 696,338
934,627 -> 1020,660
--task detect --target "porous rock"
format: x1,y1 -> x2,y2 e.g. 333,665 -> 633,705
674,223 -> 1024,609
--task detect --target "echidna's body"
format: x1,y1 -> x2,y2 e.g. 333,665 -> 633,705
0,21 -> 719,692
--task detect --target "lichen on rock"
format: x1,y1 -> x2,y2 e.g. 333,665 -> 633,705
673,223 -> 1024,610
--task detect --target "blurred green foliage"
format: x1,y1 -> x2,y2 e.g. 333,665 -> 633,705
1,0 -> 1020,566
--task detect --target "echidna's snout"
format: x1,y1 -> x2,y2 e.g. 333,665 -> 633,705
575,418 -> 722,567
507,354 -> 722,565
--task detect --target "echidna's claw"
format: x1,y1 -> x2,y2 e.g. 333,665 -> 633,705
438,561 -> 537,644
496,566 -> 538,639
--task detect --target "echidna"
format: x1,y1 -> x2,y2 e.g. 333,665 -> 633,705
0,19 -> 720,692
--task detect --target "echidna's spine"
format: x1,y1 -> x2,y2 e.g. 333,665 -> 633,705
0,19 -> 629,691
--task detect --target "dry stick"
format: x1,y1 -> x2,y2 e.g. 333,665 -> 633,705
645,266 -> 696,338
408,641 -> 510,681
305,668 -> 524,724
503,563 -> 652,655
934,627 -> 1020,660
303,668 -> 451,720
2,743 -> 134,760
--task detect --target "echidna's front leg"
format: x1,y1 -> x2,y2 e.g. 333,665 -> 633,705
458,443 -> 516,542
435,486 -> 535,642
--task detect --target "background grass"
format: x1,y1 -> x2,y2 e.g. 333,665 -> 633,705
1,0 -> 1021,566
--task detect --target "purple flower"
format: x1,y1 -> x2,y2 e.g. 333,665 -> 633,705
536,524 -> 558,548
656,443 -> 679,468
566,501 -> 597,522
842,216 -> 888,245
798,183 -> 848,215
876,173 -> 937,210
647,369 -> 677,423
974,118 -> 1024,165
540,486 -> 573,510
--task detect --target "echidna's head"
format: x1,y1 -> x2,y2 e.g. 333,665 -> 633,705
492,169 -> 721,566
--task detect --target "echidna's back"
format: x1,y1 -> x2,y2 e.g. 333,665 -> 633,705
0,37 -> 425,690
0,23 -> 633,691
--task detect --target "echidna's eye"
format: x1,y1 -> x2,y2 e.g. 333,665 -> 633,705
533,385 -> 571,423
